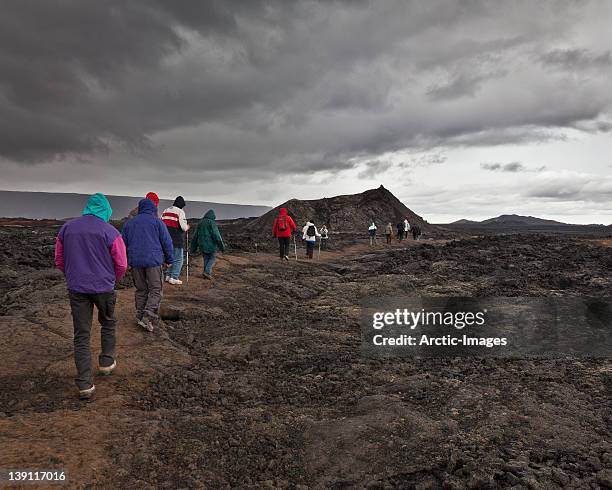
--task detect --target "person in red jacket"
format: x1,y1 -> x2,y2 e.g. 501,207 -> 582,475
272,207 -> 296,261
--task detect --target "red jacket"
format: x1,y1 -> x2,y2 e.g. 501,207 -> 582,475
272,208 -> 296,238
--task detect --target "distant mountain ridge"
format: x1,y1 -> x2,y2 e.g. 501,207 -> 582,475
0,190 -> 270,220
480,214 -> 567,226
450,214 -> 604,227
446,213 -> 611,236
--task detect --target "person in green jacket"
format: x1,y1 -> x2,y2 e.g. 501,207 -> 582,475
190,209 -> 225,279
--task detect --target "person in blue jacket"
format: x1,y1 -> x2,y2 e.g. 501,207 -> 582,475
122,197 -> 173,332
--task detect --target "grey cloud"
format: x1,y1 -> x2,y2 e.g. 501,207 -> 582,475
1,0 -> 611,182
526,174 -> 612,203
357,160 -> 394,179
540,48 -> 612,70
481,162 -> 525,172
427,71 -> 504,101
398,153 -> 447,169
481,162 -> 547,173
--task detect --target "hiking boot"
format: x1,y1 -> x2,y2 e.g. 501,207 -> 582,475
164,275 -> 170,282
137,316 -> 154,332
168,278 -> 183,285
79,385 -> 95,400
202,272 -> 212,280
99,360 -> 116,376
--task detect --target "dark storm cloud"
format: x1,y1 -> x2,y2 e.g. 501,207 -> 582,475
1,0 -> 610,179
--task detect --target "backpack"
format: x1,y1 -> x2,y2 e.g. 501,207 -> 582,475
277,216 -> 288,232
307,225 -> 316,237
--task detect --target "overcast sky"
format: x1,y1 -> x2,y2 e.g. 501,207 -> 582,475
1,0 -> 611,223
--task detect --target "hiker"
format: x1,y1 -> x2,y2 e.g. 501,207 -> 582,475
320,225 -> 329,250
412,224 -> 421,240
385,223 -> 393,244
396,221 -> 404,242
122,198 -> 174,332
302,220 -> 321,259
368,222 -> 377,246
127,192 -> 159,220
272,207 -> 296,261
190,209 -> 226,279
404,218 -> 411,239
54,193 -> 128,399
162,196 -> 190,284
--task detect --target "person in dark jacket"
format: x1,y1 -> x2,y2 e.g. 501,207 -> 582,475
161,196 -> 189,284
55,193 -> 128,399
412,224 -> 421,240
190,209 -> 225,279
396,222 -> 404,242
122,198 -> 174,332
272,207 -> 296,261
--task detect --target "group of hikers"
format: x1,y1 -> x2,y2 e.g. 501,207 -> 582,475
55,192 -> 422,399
272,207 -> 421,258
54,192 -> 225,399
370,218 -> 421,245
272,207 -> 329,260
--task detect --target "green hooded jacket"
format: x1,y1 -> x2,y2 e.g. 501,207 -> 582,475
190,209 -> 225,254
82,193 -> 113,222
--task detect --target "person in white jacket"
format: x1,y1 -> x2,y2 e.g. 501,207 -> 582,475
403,218 -> 411,239
302,220 -> 321,259
161,196 -> 190,284
368,222 -> 377,246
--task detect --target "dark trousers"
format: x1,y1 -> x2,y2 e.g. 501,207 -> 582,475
397,230 -> 403,241
278,237 -> 290,258
132,266 -> 163,321
306,241 -> 315,259
68,291 -> 117,390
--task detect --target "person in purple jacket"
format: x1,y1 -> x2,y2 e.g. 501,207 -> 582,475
55,193 -> 128,400
122,197 -> 174,333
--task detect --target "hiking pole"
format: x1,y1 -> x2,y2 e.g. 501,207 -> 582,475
317,238 -> 321,260
186,229 -> 189,286
293,235 -> 298,261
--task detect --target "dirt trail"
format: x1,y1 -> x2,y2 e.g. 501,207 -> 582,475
1,287 -> 191,487
1,232 -> 611,488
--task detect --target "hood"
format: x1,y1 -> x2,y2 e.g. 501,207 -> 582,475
173,196 -> 186,209
279,207 -> 288,216
138,198 -> 158,215
82,193 -> 112,222
203,209 -> 216,220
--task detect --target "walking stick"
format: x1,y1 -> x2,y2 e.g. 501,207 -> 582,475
293,235 -> 298,261
317,238 -> 321,260
186,229 -> 189,286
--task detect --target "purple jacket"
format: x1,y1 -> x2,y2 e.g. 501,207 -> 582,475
55,215 -> 128,294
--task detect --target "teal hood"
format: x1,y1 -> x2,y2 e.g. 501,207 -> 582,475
203,209 -> 216,220
82,193 -> 112,222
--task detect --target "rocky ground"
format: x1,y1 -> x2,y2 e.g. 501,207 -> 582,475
1,224 -> 611,489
